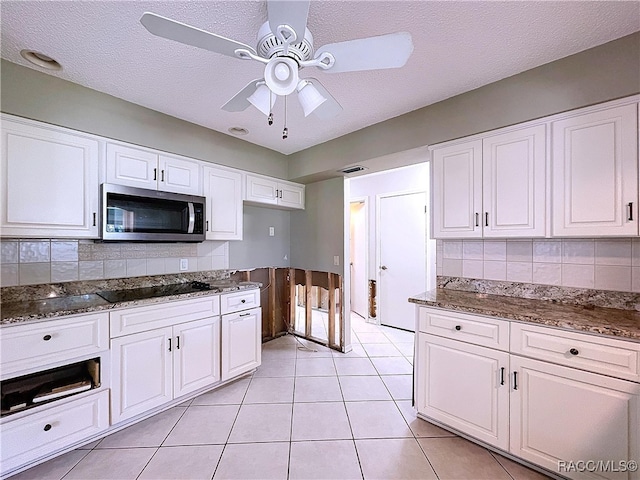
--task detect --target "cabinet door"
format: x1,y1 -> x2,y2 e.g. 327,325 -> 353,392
106,142 -> 158,190
111,327 -> 173,423
278,182 -> 305,209
173,317 -> 221,398
158,154 -> 201,195
203,166 -> 243,240
431,140 -> 483,238
245,174 -> 278,205
221,307 -> 262,381
1,117 -> 100,238
483,125 -> 546,237
416,333 -> 509,449
552,104 -> 638,236
510,356 -> 640,480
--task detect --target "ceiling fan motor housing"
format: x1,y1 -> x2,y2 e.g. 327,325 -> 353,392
257,21 -> 314,63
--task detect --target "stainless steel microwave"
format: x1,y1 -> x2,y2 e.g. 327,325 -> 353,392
100,184 -> 206,242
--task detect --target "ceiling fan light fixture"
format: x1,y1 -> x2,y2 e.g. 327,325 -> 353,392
247,84 -> 276,116
264,57 -> 299,96
297,80 -> 326,117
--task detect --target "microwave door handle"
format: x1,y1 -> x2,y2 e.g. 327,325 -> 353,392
187,203 -> 196,233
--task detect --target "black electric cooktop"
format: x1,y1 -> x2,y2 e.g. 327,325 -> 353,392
96,281 -> 212,303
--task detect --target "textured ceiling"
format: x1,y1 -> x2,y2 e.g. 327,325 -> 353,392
1,1 -> 638,155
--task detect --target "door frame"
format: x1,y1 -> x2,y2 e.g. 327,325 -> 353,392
375,188 -> 428,327
349,196 -> 369,320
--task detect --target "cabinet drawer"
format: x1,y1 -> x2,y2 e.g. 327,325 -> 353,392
110,296 -> 220,338
220,289 -> 260,314
418,307 -> 509,351
0,313 -> 109,379
0,390 -> 109,474
511,322 -> 640,382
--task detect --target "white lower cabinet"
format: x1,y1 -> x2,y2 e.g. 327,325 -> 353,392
0,390 -> 109,474
415,306 -> 640,480
221,307 -> 261,381
416,333 -> 509,450
510,356 -> 640,480
111,316 -> 220,423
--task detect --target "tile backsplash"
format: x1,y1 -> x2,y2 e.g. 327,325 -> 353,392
436,238 -> 640,293
0,239 -> 229,286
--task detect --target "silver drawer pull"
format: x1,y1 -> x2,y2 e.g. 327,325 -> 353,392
43,334 -> 52,341
569,348 -> 579,356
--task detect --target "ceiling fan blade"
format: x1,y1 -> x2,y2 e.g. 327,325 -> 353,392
315,32 -> 413,74
140,12 -> 257,59
221,79 -> 263,112
267,0 -> 310,42
305,78 -> 343,120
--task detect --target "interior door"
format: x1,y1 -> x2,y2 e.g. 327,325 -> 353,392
350,201 -> 367,319
378,191 -> 427,331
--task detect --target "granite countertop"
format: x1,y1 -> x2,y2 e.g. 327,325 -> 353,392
409,289 -> 640,342
1,281 -> 261,326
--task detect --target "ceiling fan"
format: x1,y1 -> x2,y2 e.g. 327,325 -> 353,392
140,1 -> 413,138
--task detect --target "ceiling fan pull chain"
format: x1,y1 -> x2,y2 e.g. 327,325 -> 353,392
268,90 -> 274,126
282,95 -> 288,139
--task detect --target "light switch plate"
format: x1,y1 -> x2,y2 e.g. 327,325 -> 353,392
269,227 -> 275,237
180,258 -> 188,271
333,256 -> 340,266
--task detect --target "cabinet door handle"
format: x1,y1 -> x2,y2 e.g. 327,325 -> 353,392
475,213 -> 479,227
500,367 -> 505,386
485,212 -> 489,227
241,299 -> 246,304
206,220 -> 209,231
43,424 -> 52,432
176,336 -> 180,349
43,334 -> 52,341
161,169 -> 165,182
153,168 -> 157,181
93,212 -> 97,227
454,325 -> 461,331
239,313 -> 251,317
513,371 -> 518,390
168,337 -> 172,352
569,348 -> 579,356
628,202 -> 634,221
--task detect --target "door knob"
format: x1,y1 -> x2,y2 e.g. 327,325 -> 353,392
380,265 -> 388,270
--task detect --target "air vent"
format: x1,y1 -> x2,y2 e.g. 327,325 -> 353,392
339,166 -> 368,175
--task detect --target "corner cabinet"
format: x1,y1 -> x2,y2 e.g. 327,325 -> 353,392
203,165 -> 243,241
245,173 -> 305,210
431,124 -> 546,239
106,142 -> 201,195
0,115 -> 100,238
220,289 -> 262,380
414,305 -> 640,480
551,103 -> 638,236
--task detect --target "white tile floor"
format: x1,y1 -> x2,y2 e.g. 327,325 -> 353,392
9,314 -> 550,480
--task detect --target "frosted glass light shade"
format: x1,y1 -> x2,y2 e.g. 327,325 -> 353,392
248,85 -> 276,116
297,80 -> 327,117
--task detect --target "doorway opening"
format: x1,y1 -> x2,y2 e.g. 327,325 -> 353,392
346,162 -> 435,333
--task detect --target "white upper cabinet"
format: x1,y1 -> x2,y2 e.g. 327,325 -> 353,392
483,125 -> 546,237
245,173 -> 305,210
551,103 -> 638,237
203,165 -> 243,241
432,140 -> 482,238
432,124 -> 546,238
106,142 -> 201,195
1,115 -> 100,238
